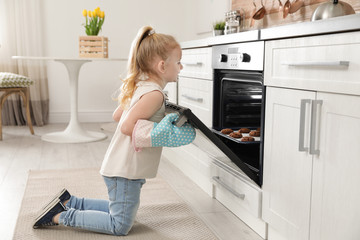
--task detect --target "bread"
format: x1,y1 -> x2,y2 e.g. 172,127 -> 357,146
229,132 -> 242,138
241,136 -> 255,142
238,128 -> 251,133
249,130 -> 260,137
221,128 -> 233,134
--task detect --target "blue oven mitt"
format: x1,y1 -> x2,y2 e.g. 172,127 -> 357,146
132,113 -> 196,152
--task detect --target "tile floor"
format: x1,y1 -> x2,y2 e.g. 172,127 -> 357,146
0,123 -> 263,240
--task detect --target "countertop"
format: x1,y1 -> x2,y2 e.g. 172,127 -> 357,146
181,13 -> 360,49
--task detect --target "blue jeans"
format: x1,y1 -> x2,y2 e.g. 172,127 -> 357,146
59,176 -> 146,236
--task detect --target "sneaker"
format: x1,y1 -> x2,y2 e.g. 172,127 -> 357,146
33,199 -> 66,228
40,188 -> 71,211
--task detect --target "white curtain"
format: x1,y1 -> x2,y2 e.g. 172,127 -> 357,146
0,0 -> 49,126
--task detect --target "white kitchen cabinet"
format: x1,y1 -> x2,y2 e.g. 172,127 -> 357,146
163,46 -> 214,196
262,87 -> 314,240
262,31 -> 360,240
163,82 -> 177,104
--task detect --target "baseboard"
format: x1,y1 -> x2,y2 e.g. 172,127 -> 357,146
48,111 -> 113,123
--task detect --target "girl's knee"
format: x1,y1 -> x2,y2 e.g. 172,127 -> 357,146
111,217 -> 133,236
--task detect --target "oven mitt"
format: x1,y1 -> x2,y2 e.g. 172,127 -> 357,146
132,113 -> 196,152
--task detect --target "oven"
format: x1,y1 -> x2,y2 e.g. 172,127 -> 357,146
212,41 -> 265,186
165,41 -> 265,186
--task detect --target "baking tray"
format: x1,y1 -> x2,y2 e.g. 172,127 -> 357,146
165,101 -> 259,185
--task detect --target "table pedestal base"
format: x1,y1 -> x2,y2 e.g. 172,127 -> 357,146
41,124 -> 107,143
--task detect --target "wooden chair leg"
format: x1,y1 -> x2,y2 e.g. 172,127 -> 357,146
20,88 -> 34,135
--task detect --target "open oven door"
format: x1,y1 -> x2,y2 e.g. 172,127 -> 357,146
165,101 -> 260,186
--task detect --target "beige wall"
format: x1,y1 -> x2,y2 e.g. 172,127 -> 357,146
41,0 -> 229,123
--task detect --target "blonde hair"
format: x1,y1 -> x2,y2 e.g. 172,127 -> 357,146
118,26 -> 180,109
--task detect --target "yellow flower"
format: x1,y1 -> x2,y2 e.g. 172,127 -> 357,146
95,7 -> 101,15
82,7 -> 105,36
99,11 -> 105,18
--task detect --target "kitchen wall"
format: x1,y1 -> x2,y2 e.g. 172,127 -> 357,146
231,0 -> 360,30
40,0 -> 229,123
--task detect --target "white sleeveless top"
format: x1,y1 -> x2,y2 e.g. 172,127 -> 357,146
100,81 -> 166,179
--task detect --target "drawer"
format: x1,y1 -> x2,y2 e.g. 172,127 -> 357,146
212,162 -> 262,218
180,47 -> 212,80
162,144 -> 213,196
264,31 -> 360,96
178,77 -> 213,127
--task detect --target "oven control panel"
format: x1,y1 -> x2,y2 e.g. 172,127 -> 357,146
212,41 -> 264,71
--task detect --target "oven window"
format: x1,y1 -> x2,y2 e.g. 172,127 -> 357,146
220,75 -> 263,129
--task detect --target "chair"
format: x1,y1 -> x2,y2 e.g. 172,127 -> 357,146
0,72 -> 34,140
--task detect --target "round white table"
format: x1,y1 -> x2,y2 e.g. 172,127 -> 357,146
12,56 -> 127,143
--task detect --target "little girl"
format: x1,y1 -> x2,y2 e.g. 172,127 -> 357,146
33,26 -> 195,235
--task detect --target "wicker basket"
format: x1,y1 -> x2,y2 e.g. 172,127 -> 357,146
79,36 -> 108,58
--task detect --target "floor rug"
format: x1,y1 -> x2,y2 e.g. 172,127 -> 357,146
13,168 -> 218,240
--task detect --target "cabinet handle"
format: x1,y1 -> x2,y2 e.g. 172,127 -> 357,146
212,176 -> 245,200
282,61 -> 349,67
181,94 -> 203,103
309,100 -> 323,155
299,99 -> 311,152
182,61 -> 203,66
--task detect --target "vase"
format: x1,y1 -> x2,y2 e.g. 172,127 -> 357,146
79,36 -> 108,58
213,30 -> 224,36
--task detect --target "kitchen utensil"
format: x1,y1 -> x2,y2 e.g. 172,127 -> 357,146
253,0 -> 266,20
250,0 -> 257,27
283,0 -> 291,18
311,0 -> 355,21
289,0 -> 303,14
278,0 -> 283,11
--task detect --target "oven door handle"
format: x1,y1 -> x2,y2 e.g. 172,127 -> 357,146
212,176 -> 245,200
222,77 -> 262,85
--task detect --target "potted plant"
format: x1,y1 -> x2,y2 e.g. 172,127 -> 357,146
213,21 -> 225,36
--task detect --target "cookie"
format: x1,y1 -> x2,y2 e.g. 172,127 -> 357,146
241,136 -> 255,142
221,128 -> 233,134
238,128 -> 251,133
249,130 -> 260,137
229,132 -> 242,138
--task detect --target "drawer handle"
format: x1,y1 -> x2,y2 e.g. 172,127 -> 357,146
212,176 -> 245,200
299,99 -> 311,152
309,100 -> 322,155
182,61 -> 203,66
181,94 -> 203,103
282,61 -> 349,67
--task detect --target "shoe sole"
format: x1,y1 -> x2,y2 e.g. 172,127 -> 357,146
40,188 -> 67,211
33,198 -> 61,229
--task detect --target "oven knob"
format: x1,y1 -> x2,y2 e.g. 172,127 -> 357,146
241,53 -> 251,62
219,54 -> 228,62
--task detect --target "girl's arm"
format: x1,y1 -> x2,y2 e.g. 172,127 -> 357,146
113,105 -> 123,122
120,90 -> 164,136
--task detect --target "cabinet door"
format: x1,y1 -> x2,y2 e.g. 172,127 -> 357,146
310,93 -> 360,240
263,87 -> 315,240
178,77 -> 213,127
163,82 -> 177,104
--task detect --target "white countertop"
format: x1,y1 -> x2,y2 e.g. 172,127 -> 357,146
181,13 -> 360,48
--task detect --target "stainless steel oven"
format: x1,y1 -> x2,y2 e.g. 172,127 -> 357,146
212,41 -> 265,186
166,41 -> 265,186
